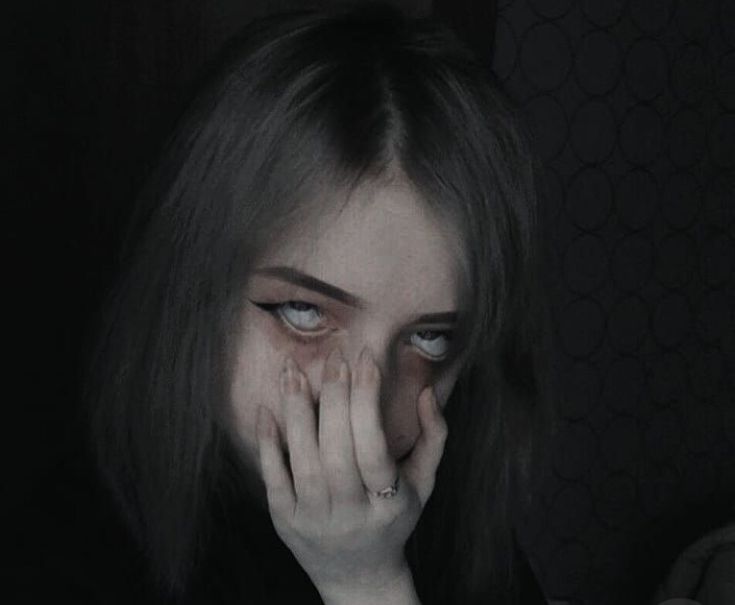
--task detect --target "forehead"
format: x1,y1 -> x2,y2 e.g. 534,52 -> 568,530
256,179 -> 463,315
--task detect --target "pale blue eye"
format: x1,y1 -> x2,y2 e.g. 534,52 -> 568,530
276,301 -> 452,361
278,301 -> 324,331
410,330 -> 451,359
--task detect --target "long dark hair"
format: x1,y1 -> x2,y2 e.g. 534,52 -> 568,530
83,3 -> 553,603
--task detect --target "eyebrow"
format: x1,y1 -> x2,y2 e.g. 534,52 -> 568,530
252,265 -> 458,325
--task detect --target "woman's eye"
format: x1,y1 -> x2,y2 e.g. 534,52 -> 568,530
410,330 -> 453,361
276,301 -> 326,333
250,299 -> 453,362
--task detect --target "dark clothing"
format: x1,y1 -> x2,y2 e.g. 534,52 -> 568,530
8,445 -> 547,604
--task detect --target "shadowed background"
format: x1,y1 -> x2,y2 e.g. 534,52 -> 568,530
7,1 -> 734,604
492,2 -> 735,604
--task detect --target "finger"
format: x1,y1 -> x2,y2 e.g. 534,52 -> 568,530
281,357 -> 328,509
350,346 -> 398,496
318,348 -> 365,505
401,386 -> 448,506
256,405 -> 296,519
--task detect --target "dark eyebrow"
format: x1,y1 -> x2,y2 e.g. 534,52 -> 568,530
412,311 -> 457,324
252,266 -> 366,308
251,265 -> 458,325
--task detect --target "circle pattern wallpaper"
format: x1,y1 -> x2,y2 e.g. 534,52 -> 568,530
493,1 -> 734,603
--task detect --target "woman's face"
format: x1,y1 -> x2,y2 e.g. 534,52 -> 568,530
229,178 -> 468,472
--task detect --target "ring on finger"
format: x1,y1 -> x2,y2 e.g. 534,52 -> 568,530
373,475 -> 400,499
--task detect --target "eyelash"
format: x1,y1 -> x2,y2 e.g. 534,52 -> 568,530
251,300 -> 455,363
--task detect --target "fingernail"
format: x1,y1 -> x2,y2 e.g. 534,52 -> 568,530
325,347 -> 343,382
358,346 -> 375,377
284,357 -> 300,393
357,345 -> 378,384
427,386 -> 441,415
359,346 -> 372,364
338,360 -> 348,383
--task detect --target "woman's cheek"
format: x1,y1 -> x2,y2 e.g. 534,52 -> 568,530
383,351 -> 442,435
400,351 -> 437,393
397,350 -> 461,412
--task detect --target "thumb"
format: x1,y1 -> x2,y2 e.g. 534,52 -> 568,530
401,386 -> 448,506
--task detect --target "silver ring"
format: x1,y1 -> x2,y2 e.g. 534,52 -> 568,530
374,475 -> 400,499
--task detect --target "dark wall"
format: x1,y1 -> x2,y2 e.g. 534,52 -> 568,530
9,0 -> 208,511
494,2 -> 734,603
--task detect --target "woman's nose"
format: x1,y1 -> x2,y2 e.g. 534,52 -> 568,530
342,343 -> 421,460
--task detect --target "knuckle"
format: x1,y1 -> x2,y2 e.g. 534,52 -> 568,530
368,359 -> 382,384
299,466 -> 324,485
358,356 -> 381,388
362,458 -> 391,480
320,452 -> 349,474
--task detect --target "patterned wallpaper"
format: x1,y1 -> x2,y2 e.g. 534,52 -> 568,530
490,1 -> 734,603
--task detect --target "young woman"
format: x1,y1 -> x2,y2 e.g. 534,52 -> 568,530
13,3 -> 552,604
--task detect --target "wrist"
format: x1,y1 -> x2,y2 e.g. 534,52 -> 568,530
318,562 -> 420,605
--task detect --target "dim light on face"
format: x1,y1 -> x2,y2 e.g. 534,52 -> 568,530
228,177 -> 468,476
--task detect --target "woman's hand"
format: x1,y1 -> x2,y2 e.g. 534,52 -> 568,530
255,346 -> 448,605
